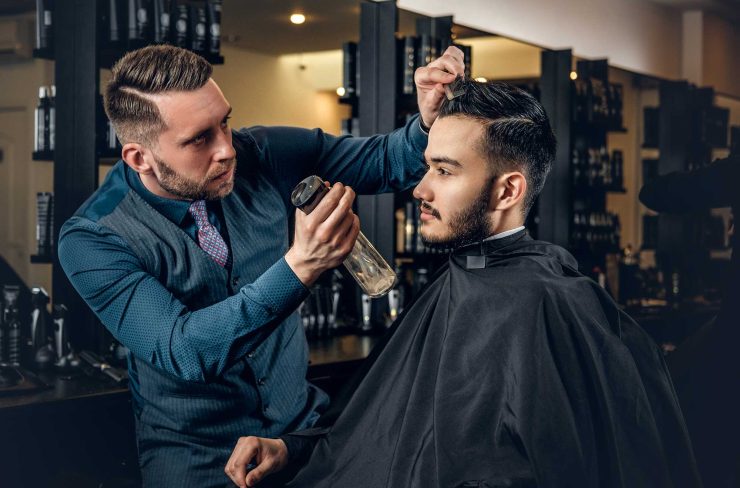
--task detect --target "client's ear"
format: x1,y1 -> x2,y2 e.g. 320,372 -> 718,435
491,172 -> 527,212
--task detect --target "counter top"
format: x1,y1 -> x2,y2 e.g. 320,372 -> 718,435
0,333 -> 381,412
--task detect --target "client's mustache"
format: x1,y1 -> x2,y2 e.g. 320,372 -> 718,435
420,201 -> 441,219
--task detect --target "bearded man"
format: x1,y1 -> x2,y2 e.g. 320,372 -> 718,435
225,80 -> 701,488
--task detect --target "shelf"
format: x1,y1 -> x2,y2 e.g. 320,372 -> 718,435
99,44 -> 224,70
32,151 -> 54,161
30,254 -> 53,264
32,48 -> 54,61
32,150 -> 122,164
99,148 -> 121,164
338,94 -> 358,106
36,42 -> 224,70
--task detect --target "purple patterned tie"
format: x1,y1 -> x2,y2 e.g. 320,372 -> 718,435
188,200 -> 229,267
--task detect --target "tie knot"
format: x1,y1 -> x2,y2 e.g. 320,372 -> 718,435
188,200 -> 209,229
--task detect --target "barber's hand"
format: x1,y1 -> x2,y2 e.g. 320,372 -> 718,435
225,437 -> 288,488
285,182 -> 360,286
415,45 -> 466,129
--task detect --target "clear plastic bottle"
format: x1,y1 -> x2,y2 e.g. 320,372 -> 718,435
291,175 -> 397,298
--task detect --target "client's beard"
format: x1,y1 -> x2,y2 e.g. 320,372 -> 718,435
421,181 -> 495,250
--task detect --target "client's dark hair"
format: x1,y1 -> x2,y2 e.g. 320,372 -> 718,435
438,80 -> 556,217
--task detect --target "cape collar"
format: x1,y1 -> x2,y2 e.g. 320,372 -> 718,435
452,229 -> 530,270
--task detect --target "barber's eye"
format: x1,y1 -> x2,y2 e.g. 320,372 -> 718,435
437,167 -> 451,176
221,116 -> 231,129
191,134 -> 207,145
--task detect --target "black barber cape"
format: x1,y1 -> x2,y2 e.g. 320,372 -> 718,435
278,231 -> 701,488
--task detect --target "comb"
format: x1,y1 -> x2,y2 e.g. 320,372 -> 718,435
444,75 -> 465,100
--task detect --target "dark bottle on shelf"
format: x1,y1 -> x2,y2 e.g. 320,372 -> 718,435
106,0 -> 123,44
612,150 -> 623,189
153,0 -> 172,44
189,2 -> 208,54
571,148 -> 581,186
35,0 -> 54,51
206,0 -> 222,55
34,86 -> 50,153
599,145 -> 609,187
36,192 -> 54,258
342,42 -> 357,97
3,286 -> 22,367
401,36 -> 417,95
417,34 -> 434,68
48,85 -> 55,152
127,0 -> 152,43
171,1 -> 189,48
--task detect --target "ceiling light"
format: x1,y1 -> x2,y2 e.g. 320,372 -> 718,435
474,77 -> 487,82
570,71 -> 578,80
336,87 -> 346,97
290,14 -> 306,25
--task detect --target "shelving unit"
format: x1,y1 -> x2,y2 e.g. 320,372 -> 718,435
33,0 -> 225,352
539,51 -> 626,280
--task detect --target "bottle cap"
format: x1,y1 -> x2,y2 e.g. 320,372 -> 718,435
291,175 -> 329,214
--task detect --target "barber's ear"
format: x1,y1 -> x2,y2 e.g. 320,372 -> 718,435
122,143 -> 155,176
492,172 -> 527,211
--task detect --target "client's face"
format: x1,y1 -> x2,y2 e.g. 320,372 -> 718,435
413,115 -> 496,249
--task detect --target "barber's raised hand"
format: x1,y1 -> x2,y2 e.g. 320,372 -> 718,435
285,182 -> 360,286
225,436 -> 288,487
415,45 -> 466,129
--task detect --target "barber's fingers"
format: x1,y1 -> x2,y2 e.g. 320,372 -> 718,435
317,185 -> 356,238
417,46 -> 465,83
415,65 -> 457,87
225,437 -> 259,488
307,182 -> 347,224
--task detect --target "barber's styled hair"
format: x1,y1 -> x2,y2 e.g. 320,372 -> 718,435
104,45 -> 213,146
439,80 -> 556,216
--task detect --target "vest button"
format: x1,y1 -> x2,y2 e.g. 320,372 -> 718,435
231,276 -> 239,287
258,377 -> 266,386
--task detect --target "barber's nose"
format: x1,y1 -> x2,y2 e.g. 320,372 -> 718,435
216,128 -> 236,162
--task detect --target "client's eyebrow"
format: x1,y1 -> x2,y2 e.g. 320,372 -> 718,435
428,156 -> 462,168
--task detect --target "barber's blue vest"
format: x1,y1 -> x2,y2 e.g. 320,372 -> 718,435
98,164 -> 325,448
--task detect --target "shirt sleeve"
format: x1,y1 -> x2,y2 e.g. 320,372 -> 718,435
241,113 -> 428,200
58,217 -> 309,383
639,155 -> 740,213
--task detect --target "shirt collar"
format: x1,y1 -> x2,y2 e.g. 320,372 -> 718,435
483,226 -> 526,241
126,164 -> 192,226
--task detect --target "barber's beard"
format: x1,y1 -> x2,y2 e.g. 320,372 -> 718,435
421,181 -> 495,250
154,155 -> 235,201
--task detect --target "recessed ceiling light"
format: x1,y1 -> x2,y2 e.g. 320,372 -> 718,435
290,14 -> 306,25
336,87 -> 346,97
570,71 -> 578,80
474,77 -> 487,82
